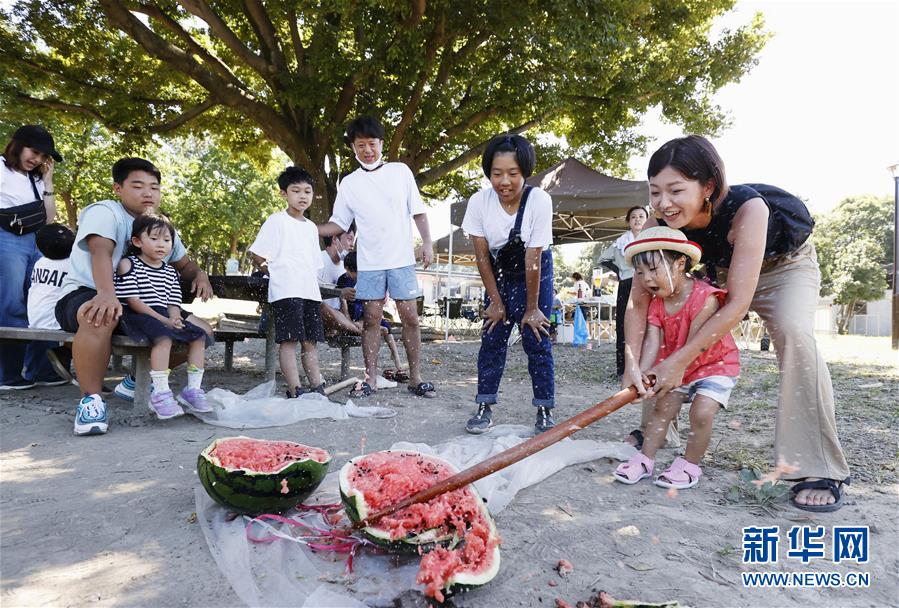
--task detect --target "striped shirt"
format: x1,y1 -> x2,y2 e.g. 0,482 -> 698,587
115,255 -> 181,308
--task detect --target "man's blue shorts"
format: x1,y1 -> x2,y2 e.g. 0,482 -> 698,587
355,265 -> 422,301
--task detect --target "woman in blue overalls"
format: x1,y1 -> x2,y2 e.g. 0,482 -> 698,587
461,134 -> 555,434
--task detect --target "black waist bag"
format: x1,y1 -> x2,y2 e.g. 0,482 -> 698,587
0,174 -> 47,235
491,186 -> 533,281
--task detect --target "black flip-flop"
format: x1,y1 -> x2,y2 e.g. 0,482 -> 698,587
627,429 -> 644,451
407,381 -> 436,398
790,477 -> 849,513
348,382 -> 374,398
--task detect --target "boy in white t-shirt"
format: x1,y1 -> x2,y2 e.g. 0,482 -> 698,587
28,223 -> 75,382
249,166 -> 326,398
319,116 -> 435,399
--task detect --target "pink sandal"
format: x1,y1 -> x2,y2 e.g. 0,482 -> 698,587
613,452 -> 654,485
654,456 -> 702,489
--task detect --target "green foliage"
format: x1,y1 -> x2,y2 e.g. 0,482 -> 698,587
725,468 -> 789,510
1,0 -> 769,216
812,195 -> 894,333
551,245 -> 575,292
157,140 -> 287,272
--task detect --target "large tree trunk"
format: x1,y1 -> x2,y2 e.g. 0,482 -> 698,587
60,191 -> 78,229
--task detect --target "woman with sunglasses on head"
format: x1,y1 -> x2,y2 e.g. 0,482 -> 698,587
622,135 -> 850,512
0,125 -> 67,390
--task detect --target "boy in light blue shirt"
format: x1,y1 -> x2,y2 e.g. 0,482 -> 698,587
55,157 -> 213,436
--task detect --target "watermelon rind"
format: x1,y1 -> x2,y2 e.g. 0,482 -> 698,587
198,436 -> 330,515
338,449 -> 501,597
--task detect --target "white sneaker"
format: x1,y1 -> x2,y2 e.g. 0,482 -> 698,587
74,394 -> 108,436
114,375 -> 136,402
375,375 -> 397,389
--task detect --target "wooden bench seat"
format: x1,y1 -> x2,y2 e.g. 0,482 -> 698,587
0,326 -> 167,407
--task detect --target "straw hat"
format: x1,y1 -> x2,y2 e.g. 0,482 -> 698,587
624,226 -> 702,266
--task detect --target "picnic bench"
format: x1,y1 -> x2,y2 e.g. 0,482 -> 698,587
0,327 -> 173,407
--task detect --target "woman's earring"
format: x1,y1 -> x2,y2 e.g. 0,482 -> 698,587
703,196 -> 712,213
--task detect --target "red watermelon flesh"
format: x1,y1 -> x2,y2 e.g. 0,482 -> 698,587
210,438 -> 330,473
344,451 -> 501,602
417,516 -> 498,602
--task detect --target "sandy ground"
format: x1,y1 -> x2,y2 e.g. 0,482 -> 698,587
1,330 -> 897,607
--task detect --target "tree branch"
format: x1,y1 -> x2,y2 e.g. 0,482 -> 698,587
130,1 -> 248,92
242,0 -> 287,73
15,92 -> 216,135
0,48 -> 183,106
99,0 -> 304,161
413,107 -> 496,167
286,6 -> 305,69
415,118 -> 542,186
175,0 -> 273,78
388,13 -> 446,158
402,0 -> 426,28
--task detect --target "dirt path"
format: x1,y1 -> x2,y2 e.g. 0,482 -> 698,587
2,336 -> 897,607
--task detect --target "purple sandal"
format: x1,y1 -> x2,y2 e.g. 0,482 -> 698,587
613,452 -> 654,485
654,456 -> 702,489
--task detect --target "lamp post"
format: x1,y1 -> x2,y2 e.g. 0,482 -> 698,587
890,163 -> 899,350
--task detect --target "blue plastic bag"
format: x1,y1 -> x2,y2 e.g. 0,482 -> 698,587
572,305 -> 589,346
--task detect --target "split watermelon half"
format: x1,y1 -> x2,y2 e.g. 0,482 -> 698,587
198,436 -> 330,515
338,450 -> 501,602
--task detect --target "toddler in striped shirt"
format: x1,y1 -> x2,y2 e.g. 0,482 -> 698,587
114,213 -> 211,419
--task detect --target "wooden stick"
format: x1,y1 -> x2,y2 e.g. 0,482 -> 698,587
353,385 -> 640,530
324,377 -> 361,396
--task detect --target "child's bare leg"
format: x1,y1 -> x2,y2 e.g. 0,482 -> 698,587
187,338 -> 205,368
300,341 -> 322,387
169,315 -> 212,369
684,395 -> 721,465
279,341 -> 301,389
150,337 -> 173,371
382,328 -> 403,370
641,392 -> 685,459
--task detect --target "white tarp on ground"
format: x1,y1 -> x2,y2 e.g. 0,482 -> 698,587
197,425 -> 635,607
193,381 -> 396,428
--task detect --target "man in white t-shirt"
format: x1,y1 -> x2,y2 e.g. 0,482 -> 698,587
318,227 -> 360,336
249,166 -> 326,399
319,116 -> 435,399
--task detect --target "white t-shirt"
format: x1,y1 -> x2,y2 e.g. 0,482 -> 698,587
318,249 -> 344,310
28,257 -> 69,329
461,186 -> 553,252
0,162 -> 44,209
329,163 -> 426,271
249,210 -> 323,303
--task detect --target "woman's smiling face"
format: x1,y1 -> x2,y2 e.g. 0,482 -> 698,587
648,166 -> 713,230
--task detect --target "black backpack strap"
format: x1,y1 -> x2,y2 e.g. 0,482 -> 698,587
510,186 -> 533,237
28,173 -> 41,201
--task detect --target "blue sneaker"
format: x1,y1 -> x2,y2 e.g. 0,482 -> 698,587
114,375 -> 136,402
74,394 -> 108,436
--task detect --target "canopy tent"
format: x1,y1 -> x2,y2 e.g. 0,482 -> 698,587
434,228 -> 476,264
449,156 -> 649,243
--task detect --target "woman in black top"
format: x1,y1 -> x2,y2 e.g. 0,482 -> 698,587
622,135 -> 850,512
